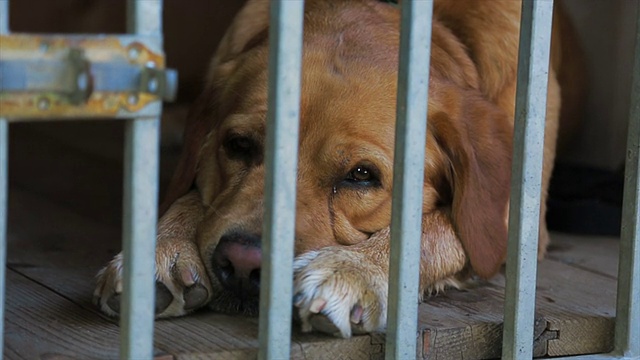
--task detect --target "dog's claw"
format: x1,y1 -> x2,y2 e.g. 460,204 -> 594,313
350,305 -> 363,324
310,298 -> 326,314
180,267 -> 196,287
293,248 -> 388,338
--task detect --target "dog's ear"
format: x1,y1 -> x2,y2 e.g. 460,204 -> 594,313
430,90 -> 512,278
160,0 -> 271,216
204,0 -> 270,83
160,86 -> 216,216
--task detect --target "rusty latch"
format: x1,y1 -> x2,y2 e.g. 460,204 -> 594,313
0,34 -> 177,120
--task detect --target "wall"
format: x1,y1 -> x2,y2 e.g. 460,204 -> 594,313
560,0 -> 639,170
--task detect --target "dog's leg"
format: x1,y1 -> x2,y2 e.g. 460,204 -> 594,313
538,74 -> 561,259
293,210 -> 467,338
94,190 -> 212,317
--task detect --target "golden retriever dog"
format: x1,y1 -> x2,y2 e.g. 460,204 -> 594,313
94,0 -> 584,338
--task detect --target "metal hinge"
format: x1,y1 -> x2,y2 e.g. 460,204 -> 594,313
0,34 -> 177,120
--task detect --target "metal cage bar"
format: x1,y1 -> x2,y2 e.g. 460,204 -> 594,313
0,1 -> 8,358
501,1 -> 554,359
119,1 -> 162,358
257,1 -> 304,359
385,1 -> 434,359
119,118 -> 160,359
0,121 -> 7,360
0,0 -> 7,34
614,2 -> 640,358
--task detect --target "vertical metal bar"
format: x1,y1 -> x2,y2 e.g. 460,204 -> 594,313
0,0 -> 8,34
0,2 -> 8,358
127,0 -> 163,37
120,118 -> 160,359
615,3 -> 640,358
502,1 -> 554,359
385,1 -> 434,359
0,121 -> 7,360
257,1 -> 304,359
121,1 -> 162,359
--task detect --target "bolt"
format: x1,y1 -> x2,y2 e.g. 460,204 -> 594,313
128,94 -> 139,105
147,78 -> 159,93
128,47 -> 140,60
77,73 -> 88,91
37,97 -> 50,111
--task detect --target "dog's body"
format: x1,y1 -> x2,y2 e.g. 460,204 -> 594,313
95,0 -> 584,338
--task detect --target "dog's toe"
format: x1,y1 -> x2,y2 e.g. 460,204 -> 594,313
97,282 -> 173,316
105,293 -> 121,314
293,248 -> 388,338
155,282 -> 174,314
94,244 -> 212,318
183,284 -> 209,310
305,312 -> 370,336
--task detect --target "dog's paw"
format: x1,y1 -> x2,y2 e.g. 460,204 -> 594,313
293,248 -> 388,338
93,241 -> 212,318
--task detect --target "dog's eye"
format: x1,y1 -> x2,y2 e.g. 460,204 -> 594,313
224,135 -> 255,156
350,166 -> 372,181
343,165 -> 380,187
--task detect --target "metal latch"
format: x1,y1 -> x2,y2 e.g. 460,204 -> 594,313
0,34 -> 177,119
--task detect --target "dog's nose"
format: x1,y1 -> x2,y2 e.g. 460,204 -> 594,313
211,233 -> 262,297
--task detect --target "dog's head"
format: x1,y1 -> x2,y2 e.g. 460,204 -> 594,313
162,0 -> 512,314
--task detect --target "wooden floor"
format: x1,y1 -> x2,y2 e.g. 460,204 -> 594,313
4,120 -> 619,359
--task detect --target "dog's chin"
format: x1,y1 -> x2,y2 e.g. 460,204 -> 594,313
207,289 -> 260,316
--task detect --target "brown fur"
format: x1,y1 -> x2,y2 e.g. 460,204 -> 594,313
95,0 -> 584,337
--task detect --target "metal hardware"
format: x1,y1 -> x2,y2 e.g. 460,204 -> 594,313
1,48 -> 91,105
0,34 -> 177,120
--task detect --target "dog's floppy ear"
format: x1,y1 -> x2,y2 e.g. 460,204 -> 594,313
204,0 -> 270,83
160,87 -> 216,216
431,90 -> 512,278
160,0 -> 271,216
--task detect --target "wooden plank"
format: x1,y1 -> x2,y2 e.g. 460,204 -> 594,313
416,233 -> 618,360
534,261 -> 616,356
418,284 -> 549,360
5,269 -> 122,359
546,233 -> 619,278
533,235 -> 618,356
547,317 -> 614,356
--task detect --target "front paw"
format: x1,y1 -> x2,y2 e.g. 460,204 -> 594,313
93,241 -> 212,318
293,248 -> 388,338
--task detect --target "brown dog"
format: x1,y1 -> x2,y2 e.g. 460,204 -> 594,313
94,0 -> 584,338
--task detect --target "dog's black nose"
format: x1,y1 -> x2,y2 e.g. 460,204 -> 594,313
211,232 -> 262,298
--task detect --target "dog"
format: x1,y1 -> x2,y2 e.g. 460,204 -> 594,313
94,0 -> 585,338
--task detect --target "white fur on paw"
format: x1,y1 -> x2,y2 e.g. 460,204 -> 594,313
293,248 -> 388,338
94,253 -> 124,317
